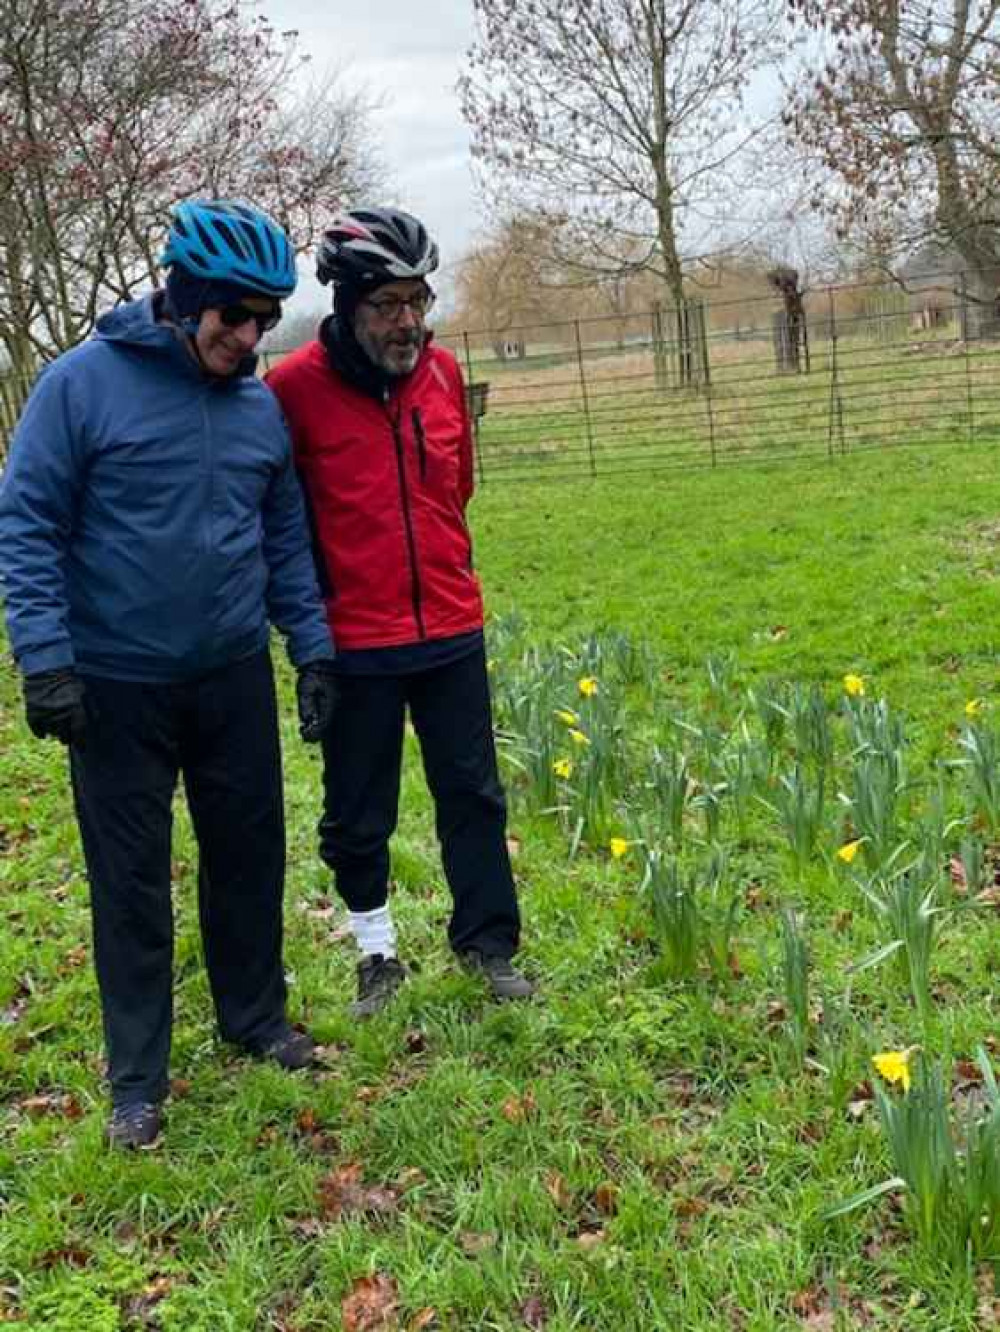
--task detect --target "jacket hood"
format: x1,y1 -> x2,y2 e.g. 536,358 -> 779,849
94,292 -> 257,380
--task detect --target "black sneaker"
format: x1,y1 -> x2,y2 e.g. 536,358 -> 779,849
350,954 -> 407,1019
107,1101 -> 163,1150
459,950 -> 535,1001
258,1026 -> 316,1071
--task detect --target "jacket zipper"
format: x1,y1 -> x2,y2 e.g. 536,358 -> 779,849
411,408 -> 427,481
389,405 -> 426,638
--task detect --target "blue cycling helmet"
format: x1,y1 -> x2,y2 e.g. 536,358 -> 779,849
160,200 -> 297,298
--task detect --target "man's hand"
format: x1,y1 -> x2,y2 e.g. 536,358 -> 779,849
296,660 -> 339,743
23,669 -> 87,748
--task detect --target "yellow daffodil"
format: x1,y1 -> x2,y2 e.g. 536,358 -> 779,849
872,1048 -> 914,1093
578,676 -> 599,698
843,673 -> 866,698
609,837 -> 629,859
965,698 -> 984,719
554,709 -> 578,726
836,838 -> 863,865
552,757 -> 573,780
568,728 -> 590,747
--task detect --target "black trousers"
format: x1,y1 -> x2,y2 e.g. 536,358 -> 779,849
70,651 -> 288,1107
319,646 -> 520,958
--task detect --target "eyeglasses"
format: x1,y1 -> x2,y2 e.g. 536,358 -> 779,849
217,302 -> 282,334
361,289 -> 436,321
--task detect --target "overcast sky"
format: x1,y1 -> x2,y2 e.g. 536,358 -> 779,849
264,0 -> 481,313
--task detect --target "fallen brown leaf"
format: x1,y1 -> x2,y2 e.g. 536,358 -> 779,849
501,1089 -> 537,1124
318,1163 -> 398,1222
20,1092 -> 82,1120
408,1309 -> 437,1331
341,1272 -> 399,1332
36,1246 -> 90,1270
544,1171 -> 573,1211
519,1295 -> 548,1328
594,1181 -> 619,1216
296,1107 -> 319,1134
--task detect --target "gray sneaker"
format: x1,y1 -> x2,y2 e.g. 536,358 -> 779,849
350,954 -> 407,1019
107,1101 -> 163,1150
459,950 -> 535,1001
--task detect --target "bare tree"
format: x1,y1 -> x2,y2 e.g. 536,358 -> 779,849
786,0 -> 1000,315
453,216 -> 564,336
460,0 -> 783,315
0,0 -> 383,376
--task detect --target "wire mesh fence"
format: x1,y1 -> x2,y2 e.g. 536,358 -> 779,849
431,274 -> 1000,483
3,272 -> 999,481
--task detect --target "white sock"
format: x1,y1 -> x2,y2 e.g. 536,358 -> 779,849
348,905 -> 397,960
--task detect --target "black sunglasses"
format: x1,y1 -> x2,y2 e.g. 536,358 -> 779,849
217,302 -> 282,333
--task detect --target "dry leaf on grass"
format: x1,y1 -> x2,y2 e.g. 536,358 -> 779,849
594,1182 -> 619,1216
20,1092 -> 82,1120
341,1273 -> 399,1332
501,1089 -> 537,1123
318,1163 -> 398,1222
519,1295 -> 548,1328
544,1171 -> 573,1211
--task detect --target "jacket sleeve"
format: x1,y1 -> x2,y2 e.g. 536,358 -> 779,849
0,365 -> 87,675
261,422 -> 335,665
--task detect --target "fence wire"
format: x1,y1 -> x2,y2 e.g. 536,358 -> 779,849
3,274 -> 999,482
432,277 -> 1000,483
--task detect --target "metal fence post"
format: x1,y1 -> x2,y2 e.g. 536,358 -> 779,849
574,320 -> 597,478
826,287 -> 845,458
701,305 -> 717,466
462,331 -> 485,484
961,273 -> 975,444
651,302 -> 668,392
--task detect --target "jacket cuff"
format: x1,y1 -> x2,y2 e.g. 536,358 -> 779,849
18,643 -> 76,676
288,630 -> 336,668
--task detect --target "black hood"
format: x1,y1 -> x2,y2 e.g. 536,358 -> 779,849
320,313 -> 393,402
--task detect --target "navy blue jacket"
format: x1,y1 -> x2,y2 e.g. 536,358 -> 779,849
0,295 -> 334,681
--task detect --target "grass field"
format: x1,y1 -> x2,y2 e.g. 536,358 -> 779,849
5,442 -> 1000,1329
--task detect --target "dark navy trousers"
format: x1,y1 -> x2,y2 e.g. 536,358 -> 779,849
70,651 -> 288,1107
318,646 -> 520,958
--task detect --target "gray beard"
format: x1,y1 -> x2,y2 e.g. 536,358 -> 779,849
356,324 -> 420,376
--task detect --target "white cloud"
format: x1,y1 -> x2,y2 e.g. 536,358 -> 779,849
264,0 -> 482,315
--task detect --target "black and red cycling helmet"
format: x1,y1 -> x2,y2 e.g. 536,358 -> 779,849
316,207 -> 439,288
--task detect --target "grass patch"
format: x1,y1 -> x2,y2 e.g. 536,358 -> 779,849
4,442 -> 1000,1328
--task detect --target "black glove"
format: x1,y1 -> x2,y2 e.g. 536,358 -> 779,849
296,660 -> 339,743
23,668 -> 87,748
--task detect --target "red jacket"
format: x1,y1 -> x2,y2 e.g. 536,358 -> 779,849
266,337 -> 484,650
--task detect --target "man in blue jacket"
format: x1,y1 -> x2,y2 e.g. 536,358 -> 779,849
0,200 -> 339,1149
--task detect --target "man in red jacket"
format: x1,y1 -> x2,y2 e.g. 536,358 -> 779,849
266,207 -> 533,1017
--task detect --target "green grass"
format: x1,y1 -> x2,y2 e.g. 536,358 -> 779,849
4,442 -> 1000,1328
